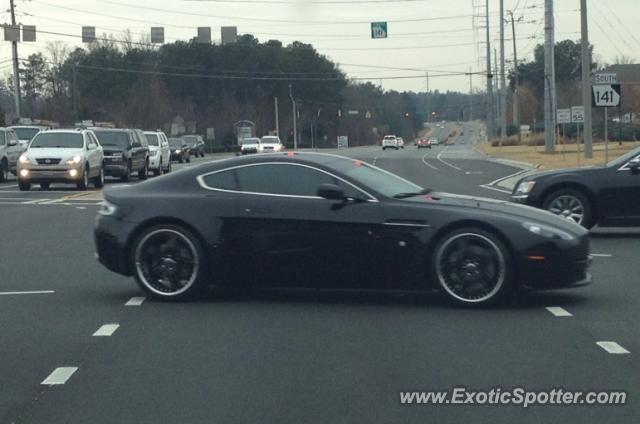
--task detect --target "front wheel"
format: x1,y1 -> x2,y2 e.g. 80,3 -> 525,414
77,167 -> 89,190
542,188 -> 593,228
94,167 -> 104,188
138,161 -> 148,180
131,224 -> 207,301
432,228 -> 513,307
0,159 -> 8,182
121,161 -> 131,182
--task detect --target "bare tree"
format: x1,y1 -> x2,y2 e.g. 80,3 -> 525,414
614,55 -> 636,65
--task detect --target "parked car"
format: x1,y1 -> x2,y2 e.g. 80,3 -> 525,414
8,125 -> 46,150
0,127 -> 22,181
182,135 -> 205,158
144,131 -> 172,176
259,135 -> 284,152
93,128 -> 149,182
382,135 -> 398,150
240,137 -> 262,155
512,146 -> 640,228
416,138 -> 431,149
17,129 -> 104,191
95,152 -> 591,306
168,137 -> 191,163
397,137 -> 405,149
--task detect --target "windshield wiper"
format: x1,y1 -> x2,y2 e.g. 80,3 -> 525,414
393,188 -> 432,199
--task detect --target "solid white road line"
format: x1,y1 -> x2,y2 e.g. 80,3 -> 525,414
591,253 -> 613,258
41,367 -> 78,385
546,306 -> 573,317
93,323 -> 120,337
125,296 -> 146,306
596,341 -> 630,354
421,152 -> 439,170
0,184 -> 18,190
0,290 -> 55,296
479,184 -> 512,194
486,168 -> 529,187
22,199 -> 49,204
436,146 -> 462,171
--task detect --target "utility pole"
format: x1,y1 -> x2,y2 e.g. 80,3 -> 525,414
499,0 -> 507,141
544,0 -> 557,153
9,0 -> 22,119
289,84 -> 297,150
508,10 -> 521,144
468,68 -> 473,122
72,64 -> 78,123
494,48 -> 501,145
486,0 -> 494,140
580,0 -> 593,158
425,72 -> 430,124
274,97 -> 280,137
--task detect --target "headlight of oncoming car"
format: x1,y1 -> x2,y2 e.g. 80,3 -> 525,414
515,181 -> 536,195
18,154 -> 30,164
522,222 -> 574,241
98,200 -> 118,216
66,155 -> 82,165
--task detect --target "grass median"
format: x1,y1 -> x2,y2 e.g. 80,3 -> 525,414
477,137 -> 640,170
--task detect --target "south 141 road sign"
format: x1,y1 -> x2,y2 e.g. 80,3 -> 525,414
371,22 -> 387,39
592,84 -> 621,107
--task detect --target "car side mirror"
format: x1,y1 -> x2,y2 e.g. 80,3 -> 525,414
8,139 -> 17,146
317,184 -> 345,200
630,160 -> 640,175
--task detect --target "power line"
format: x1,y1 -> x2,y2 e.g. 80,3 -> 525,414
588,0 -> 635,57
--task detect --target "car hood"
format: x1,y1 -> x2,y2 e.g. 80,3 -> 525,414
409,191 -> 588,235
26,147 -> 85,158
522,165 -> 605,181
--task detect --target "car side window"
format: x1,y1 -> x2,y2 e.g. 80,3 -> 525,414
0,131 -> 6,146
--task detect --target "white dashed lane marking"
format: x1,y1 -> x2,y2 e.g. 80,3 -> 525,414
596,342 -> 630,355
125,296 -> 146,306
591,253 -> 612,258
0,290 -> 55,296
41,367 -> 78,385
93,323 -> 120,337
546,306 -> 573,317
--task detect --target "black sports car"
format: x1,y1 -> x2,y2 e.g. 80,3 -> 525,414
95,152 -> 591,306
512,146 -> 640,228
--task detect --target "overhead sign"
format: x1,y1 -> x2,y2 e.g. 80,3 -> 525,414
82,26 -> 96,43
3,25 -> 20,42
197,27 -> 211,44
594,72 -> 618,84
571,106 -> 584,123
22,25 -> 36,42
221,26 -> 238,45
592,84 -> 621,107
150,27 -> 164,44
371,22 -> 388,39
557,108 -> 571,124
337,136 -> 349,148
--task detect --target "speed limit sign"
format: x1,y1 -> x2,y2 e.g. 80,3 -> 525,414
571,106 -> 584,123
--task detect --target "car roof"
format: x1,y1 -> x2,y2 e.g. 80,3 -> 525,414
38,129 -> 88,134
91,127 -> 129,132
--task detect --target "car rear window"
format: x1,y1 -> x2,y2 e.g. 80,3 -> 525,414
94,131 -> 130,148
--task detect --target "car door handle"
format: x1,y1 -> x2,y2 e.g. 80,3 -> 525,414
383,219 -> 431,228
245,207 -> 272,214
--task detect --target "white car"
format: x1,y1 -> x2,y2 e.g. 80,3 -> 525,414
144,131 -> 172,176
382,135 -> 399,150
0,127 -> 22,181
260,136 -> 284,152
8,125 -> 46,150
240,137 -> 262,154
17,129 -> 104,191
397,137 -> 405,149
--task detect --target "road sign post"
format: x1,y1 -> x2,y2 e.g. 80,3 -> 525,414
592,73 -> 620,165
371,22 -> 387,39
572,106 -> 585,166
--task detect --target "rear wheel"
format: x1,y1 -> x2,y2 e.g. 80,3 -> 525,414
18,181 -> 30,191
0,159 -> 8,182
432,228 -> 513,307
542,188 -> 593,228
131,224 -> 207,301
121,161 -> 131,182
186,156 -> 191,163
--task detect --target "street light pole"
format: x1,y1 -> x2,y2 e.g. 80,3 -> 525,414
9,0 -> 22,119
289,84 -> 297,150
508,10 -> 521,144
580,0 -> 593,158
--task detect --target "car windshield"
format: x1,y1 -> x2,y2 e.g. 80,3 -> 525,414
169,139 -> 183,148
261,137 -> 279,144
607,146 -> 640,167
29,133 -> 83,148
12,127 -> 40,140
328,158 -> 422,198
145,133 -> 159,146
94,131 -> 129,148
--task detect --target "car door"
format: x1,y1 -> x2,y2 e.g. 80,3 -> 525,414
614,154 -> 640,225
87,132 -> 102,175
6,130 -> 21,168
200,162 -> 387,289
160,134 -> 170,164
130,132 -> 143,169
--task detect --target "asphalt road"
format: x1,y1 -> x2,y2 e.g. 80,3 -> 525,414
1,137 -> 638,423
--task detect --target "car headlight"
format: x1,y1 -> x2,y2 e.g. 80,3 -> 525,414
98,200 -> 118,216
175,149 -> 181,154
522,222 -> 574,241
19,154 -> 30,164
66,155 -> 82,165
515,181 -> 536,195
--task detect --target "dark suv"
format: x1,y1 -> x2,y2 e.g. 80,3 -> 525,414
93,128 -> 150,181
168,137 -> 191,163
182,135 -> 205,157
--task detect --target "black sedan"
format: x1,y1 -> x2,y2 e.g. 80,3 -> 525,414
512,146 -> 640,228
168,138 -> 191,163
95,152 -> 591,306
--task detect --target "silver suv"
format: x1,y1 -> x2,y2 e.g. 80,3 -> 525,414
0,127 -> 22,182
17,129 -> 105,191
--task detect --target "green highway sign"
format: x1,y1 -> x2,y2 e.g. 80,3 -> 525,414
371,22 -> 387,39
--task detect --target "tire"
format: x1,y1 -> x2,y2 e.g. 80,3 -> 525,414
138,161 -> 148,180
154,160 -> 163,177
542,188 -> 594,228
179,157 -> 184,164
130,224 -> 207,301
432,227 -> 513,307
121,161 -> 131,182
0,159 -> 8,182
77,167 -> 89,190
39,182 -> 50,190
18,181 -> 30,191
94,167 -> 104,188
186,157 -> 191,164
166,160 -> 172,173
382,147 -> 386,151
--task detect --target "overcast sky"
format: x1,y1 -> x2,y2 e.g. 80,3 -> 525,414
2,0 -> 639,93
